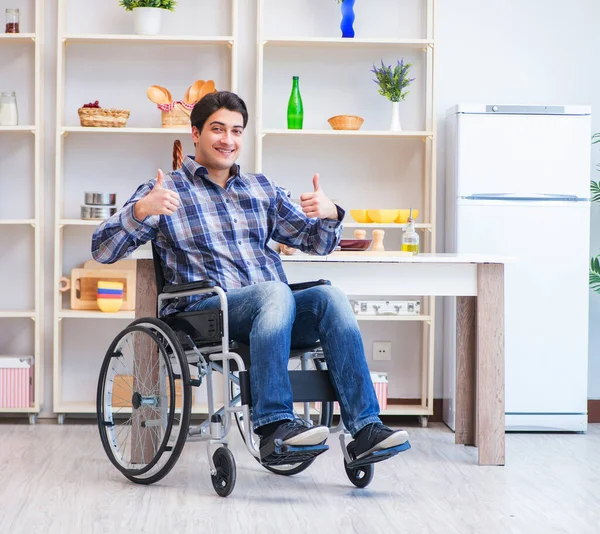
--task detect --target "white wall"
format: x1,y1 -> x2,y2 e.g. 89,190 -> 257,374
2,0 -> 596,417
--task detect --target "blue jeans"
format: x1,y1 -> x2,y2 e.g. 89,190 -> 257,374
188,281 -> 381,436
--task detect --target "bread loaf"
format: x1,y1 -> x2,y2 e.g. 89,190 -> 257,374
172,139 -> 183,170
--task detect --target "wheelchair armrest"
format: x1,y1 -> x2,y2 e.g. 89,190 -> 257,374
288,279 -> 331,291
163,279 -> 217,294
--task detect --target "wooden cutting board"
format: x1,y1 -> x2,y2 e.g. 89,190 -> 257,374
70,268 -> 136,311
83,259 -> 137,275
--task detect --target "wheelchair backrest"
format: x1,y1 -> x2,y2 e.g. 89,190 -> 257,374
151,243 -> 167,296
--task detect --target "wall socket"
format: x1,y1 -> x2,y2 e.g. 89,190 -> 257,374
373,341 -> 392,361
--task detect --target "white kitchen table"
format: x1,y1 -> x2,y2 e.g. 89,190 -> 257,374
132,249 -> 507,466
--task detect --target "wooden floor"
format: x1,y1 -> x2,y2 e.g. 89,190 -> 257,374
0,421 -> 599,534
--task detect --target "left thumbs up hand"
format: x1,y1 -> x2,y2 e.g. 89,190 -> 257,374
299,173 -> 339,220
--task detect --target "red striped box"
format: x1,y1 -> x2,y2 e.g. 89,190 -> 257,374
0,357 -> 34,409
313,372 -> 389,416
370,372 -> 388,411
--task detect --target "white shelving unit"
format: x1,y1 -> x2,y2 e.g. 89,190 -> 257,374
52,0 -> 239,421
0,0 -> 44,423
256,0 -> 437,423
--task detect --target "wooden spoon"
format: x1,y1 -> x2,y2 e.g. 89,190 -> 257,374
160,86 -> 173,103
189,80 -> 205,103
183,84 -> 194,105
196,80 -> 216,103
146,85 -> 171,105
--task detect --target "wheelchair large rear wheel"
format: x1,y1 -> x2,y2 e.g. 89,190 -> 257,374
97,318 -> 192,485
231,356 -> 334,476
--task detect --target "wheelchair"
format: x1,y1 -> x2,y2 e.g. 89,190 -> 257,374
96,246 -> 409,497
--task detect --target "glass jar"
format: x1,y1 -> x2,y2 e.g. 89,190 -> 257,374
0,92 -> 18,126
5,9 -> 20,34
401,214 -> 420,255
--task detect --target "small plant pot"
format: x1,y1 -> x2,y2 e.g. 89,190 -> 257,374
133,7 -> 163,36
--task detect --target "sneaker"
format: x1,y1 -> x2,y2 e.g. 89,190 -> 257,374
259,418 -> 329,451
347,423 -> 409,460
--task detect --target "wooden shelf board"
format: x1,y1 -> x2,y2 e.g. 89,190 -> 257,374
63,34 -> 234,45
55,401 -> 210,415
344,222 -> 432,229
60,219 -> 103,226
0,219 -> 35,225
58,310 -> 135,320
54,402 -> 432,417
62,126 -> 191,134
331,403 -> 431,416
356,315 -> 432,322
263,37 -> 433,48
0,311 -> 36,318
0,407 -> 37,413
0,33 -> 35,42
0,126 -> 35,133
262,129 -> 433,139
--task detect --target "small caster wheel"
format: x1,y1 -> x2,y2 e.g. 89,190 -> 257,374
344,460 -> 374,489
57,414 -> 65,425
28,414 -> 37,425
419,415 -> 428,428
211,446 -> 236,497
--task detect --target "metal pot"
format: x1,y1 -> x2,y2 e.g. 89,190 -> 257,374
81,204 -> 117,220
84,192 -> 116,206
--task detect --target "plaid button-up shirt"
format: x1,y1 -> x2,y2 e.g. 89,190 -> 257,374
91,156 -> 344,316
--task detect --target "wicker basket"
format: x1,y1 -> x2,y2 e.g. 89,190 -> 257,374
327,114 -> 364,131
78,108 -> 130,128
162,104 -> 191,128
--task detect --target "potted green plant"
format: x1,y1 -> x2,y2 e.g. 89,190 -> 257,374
371,59 -> 415,131
589,133 -> 600,292
119,0 -> 177,36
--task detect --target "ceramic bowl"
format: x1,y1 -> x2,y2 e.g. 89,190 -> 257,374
339,239 -> 371,251
395,209 -> 420,224
350,209 -> 371,223
366,209 -> 400,224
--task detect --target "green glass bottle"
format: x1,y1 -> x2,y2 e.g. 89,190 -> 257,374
287,76 -> 304,129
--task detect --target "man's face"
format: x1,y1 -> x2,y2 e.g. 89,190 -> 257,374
192,108 -> 244,173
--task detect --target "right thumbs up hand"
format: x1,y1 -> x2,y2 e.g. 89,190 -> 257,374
134,169 -> 181,220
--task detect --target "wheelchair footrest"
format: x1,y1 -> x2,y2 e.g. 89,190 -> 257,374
347,441 -> 411,469
261,443 -> 329,466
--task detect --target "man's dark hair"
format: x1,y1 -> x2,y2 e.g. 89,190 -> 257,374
190,91 -> 248,133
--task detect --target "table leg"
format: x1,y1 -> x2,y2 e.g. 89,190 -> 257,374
135,259 -> 157,318
475,263 -> 505,466
455,296 -> 476,446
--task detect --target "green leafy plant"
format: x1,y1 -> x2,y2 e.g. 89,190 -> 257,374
371,59 -> 415,103
589,132 -> 600,293
119,0 -> 177,11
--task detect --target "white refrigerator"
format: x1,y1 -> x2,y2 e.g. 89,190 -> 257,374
443,104 -> 591,432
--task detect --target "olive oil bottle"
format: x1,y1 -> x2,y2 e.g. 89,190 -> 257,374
401,209 -> 419,255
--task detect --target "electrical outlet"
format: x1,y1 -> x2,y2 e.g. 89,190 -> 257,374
372,341 -> 392,361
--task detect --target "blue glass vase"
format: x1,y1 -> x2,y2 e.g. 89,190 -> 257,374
340,0 -> 356,38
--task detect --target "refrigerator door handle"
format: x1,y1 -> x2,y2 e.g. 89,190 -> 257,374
460,193 -> 587,202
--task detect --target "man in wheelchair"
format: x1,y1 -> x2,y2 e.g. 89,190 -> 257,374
92,90 -> 409,469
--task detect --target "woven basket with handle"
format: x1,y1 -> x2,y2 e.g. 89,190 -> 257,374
162,103 -> 191,128
78,108 -> 130,128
